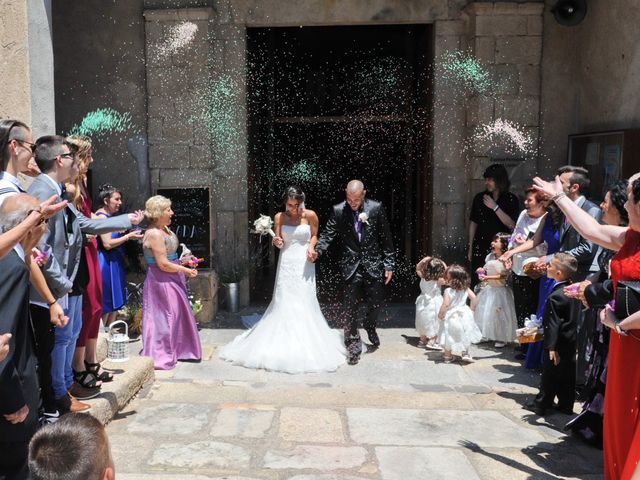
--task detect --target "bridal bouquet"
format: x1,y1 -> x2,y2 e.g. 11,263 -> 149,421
252,214 -> 276,237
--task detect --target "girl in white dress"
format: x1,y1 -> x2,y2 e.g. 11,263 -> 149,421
414,256 -> 447,350
219,187 -> 346,373
438,264 -> 482,363
474,234 -> 517,348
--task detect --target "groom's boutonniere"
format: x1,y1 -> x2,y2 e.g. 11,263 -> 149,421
358,212 -> 370,225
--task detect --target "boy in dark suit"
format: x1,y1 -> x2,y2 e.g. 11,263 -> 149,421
527,252 -> 581,416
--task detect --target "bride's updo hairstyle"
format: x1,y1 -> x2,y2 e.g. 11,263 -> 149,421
281,186 -> 305,206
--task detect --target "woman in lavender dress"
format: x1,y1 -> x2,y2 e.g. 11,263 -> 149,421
141,195 -> 201,370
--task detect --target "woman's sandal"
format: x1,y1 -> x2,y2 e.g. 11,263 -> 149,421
417,340 -> 428,348
73,369 -> 102,389
84,361 -> 114,382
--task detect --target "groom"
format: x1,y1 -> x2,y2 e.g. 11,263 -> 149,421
311,180 -> 395,365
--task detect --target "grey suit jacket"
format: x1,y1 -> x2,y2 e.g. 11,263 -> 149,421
27,174 -> 132,301
559,197 -> 602,281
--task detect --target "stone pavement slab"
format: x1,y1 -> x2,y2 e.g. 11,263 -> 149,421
211,404 -> 276,438
262,445 -> 368,470
376,446 -> 480,480
148,440 -> 252,469
279,407 -> 344,443
347,408 -> 547,447
126,403 -> 211,435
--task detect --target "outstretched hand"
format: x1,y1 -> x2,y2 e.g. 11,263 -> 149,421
128,210 -> 145,225
532,176 -> 563,199
41,195 -> 67,219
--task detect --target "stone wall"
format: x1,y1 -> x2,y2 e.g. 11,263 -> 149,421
0,0 -> 55,136
540,0 -> 640,176
430,2 -> 543,259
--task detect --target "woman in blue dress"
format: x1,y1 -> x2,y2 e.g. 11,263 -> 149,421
501,200 -> 562,368
95,184 -> 143,328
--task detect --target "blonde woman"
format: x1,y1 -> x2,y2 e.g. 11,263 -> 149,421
141,195 -> 201,370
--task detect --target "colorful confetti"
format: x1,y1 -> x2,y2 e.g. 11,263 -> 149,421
68,108 -> 136,137
440,50 -> 494,94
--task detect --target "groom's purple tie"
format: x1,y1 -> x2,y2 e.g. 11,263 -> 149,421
353,211 -> 362,242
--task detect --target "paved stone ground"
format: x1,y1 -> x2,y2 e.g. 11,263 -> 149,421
108,327 -> 603,480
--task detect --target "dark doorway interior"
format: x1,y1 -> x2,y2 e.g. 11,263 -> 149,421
247,24 -> 433,304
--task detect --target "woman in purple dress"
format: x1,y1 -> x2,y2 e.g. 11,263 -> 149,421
141,195 -> 201,370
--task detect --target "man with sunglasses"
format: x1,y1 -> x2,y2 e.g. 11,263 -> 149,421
0,120 -> 36,204
28,135 -> 142,421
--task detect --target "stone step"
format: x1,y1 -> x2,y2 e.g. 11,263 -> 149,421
83,334 -> 155,424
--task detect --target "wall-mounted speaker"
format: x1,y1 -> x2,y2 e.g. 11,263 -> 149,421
552,0 -> 587,26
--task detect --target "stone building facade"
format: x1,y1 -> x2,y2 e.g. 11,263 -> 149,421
3,0 -> 639,320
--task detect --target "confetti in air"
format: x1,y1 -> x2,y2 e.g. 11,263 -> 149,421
440,51 -> 493,94
193,74 -> 241,158
475,118 -> 534,155
273,158 -> 333,191
68,108 -> 136,137
155,22 -> 198,57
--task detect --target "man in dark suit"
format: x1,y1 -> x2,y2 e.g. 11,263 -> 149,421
313,180 -> 395,365
0,194 -> 50,479
527,252 -> 581,416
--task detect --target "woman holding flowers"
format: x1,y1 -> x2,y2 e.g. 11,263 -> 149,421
141,195 -> 201,370
219,186 -> 346,373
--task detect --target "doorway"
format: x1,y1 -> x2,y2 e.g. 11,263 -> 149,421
247,24 -> 433,304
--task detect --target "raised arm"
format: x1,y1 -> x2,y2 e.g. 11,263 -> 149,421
272,212 -> 284,249
0,196 -> 66,259
99,230 -> 143,250
500,214 -> 546,261
533,176 -> 627,251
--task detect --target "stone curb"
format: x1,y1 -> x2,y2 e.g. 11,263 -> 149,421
84,335 -> 155,425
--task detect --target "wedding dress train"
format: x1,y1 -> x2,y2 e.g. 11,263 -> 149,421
219,224 -> 346,373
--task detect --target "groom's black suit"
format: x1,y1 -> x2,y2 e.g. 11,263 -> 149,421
316,198 -> 395,360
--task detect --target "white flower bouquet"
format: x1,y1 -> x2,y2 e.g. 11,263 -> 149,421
252,214 -> 276,237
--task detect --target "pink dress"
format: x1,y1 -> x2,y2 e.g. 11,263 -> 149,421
140,231 -> 201,370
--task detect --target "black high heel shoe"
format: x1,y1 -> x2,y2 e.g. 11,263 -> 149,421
84,361 -> 114,382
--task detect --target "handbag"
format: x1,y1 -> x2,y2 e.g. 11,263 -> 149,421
615,281 -> 640,319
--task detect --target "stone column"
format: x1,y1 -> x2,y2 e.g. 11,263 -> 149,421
208,21 -> 250,308
0,0 -> 55,136
144,7 -> 220,321
464,2 -> 544,194
431,19 -> 469,260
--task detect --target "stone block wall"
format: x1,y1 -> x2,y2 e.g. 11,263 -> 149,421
468,3 -> 542,225
144,7 -> 221,319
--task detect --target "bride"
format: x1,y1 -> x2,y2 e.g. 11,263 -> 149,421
219,186 -> 346,373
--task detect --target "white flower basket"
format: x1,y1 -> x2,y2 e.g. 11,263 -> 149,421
107,320 -> 130,363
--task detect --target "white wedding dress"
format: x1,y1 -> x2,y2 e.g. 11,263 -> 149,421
219,224 -> 346,373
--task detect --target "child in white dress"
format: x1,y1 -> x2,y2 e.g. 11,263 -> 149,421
438,264 -> 482,363
474,234 -> 517,348
414,256 -> 447,350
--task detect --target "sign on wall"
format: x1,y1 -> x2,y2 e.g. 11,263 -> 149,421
157,187 -> 211,268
